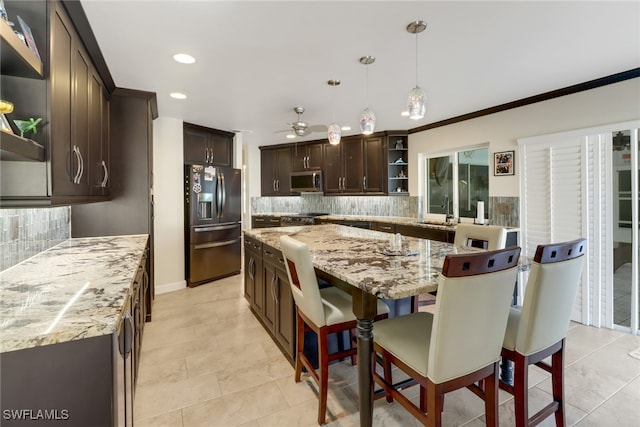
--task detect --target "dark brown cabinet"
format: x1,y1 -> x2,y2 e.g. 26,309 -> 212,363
261,146 -> 292,196
0,1 -> 111,206
183,122 -> 233,166
395,223 -> 455,243
243,237 -> 296,363
252,215 -> 281,228
292,141 -> 323,171
324,135 -> 385,194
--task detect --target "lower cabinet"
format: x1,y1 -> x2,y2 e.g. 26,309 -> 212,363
243,237 -> 295,362
395,223 -> 455,243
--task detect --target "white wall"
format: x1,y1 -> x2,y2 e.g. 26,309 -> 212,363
408,78 -> 640,197
152,117 -> 186,294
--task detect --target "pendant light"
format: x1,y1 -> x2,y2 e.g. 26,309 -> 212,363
327,79 -> 341,145
406,20 -> 427,120
359,56 -> 376,135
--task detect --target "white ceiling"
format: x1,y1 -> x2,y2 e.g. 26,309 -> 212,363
80,1 -> 640,147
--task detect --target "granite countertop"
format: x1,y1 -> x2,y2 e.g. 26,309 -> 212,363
319,214 -> 457,231
244,224 -> 482,300
0,234 -> 148,353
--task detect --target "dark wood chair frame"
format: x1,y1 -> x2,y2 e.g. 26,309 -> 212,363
373,247 -> 521,427
498,238 -> 586,427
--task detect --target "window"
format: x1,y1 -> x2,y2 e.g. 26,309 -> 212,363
425,148 -> 489,220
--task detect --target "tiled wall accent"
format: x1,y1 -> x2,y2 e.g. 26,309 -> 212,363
488,196 -> 519,227
251,195 -> 421,218
0,207 -> 71,271
252,195 -> 520,227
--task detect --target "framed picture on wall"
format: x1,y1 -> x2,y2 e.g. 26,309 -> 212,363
494,150 -> 514,176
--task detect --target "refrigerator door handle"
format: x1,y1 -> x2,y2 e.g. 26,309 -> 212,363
220,172 -> 227,216
193,238 -> 241,250
216,172 -> 223,219
194,224 -> 239,232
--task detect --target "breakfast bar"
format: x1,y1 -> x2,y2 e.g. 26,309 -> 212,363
243,223 -> 484,427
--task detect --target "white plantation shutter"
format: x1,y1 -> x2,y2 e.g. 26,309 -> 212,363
519,121 -> 639,326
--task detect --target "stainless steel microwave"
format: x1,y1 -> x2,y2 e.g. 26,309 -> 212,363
290,170 -> 323,192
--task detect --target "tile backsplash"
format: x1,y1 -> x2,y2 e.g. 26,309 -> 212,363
0,207 -> 70,271
251,194 -> 519,227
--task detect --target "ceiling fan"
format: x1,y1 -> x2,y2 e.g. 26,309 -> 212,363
276,106 -> 327,137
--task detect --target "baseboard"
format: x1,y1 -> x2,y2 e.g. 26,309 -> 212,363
155,280 -> 187,295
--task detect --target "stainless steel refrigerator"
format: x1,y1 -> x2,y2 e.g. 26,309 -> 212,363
185,165 -> 241,287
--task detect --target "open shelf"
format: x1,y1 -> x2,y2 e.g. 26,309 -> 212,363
0,17 -> 43,78
1,131 -> 45,161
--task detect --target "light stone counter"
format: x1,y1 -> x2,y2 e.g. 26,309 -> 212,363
243,224 -> 481,300
0,234 -> 148,353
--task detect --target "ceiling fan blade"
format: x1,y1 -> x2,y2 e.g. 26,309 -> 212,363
274,129 -> 293,134
309,124 -> 328,133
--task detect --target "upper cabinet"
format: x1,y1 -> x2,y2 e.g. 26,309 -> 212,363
183,122 -> 234,167
291,141 -> 323,171
260,146 -> 292,196
1,1 -> 112,206
323,134 -> 386,195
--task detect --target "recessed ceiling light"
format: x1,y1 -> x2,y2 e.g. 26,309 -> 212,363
401,111 -> 410,117
173,53 -> 195,64
170,92 -> 187,99
341,126 -> 351,131
286,134 -> 296,139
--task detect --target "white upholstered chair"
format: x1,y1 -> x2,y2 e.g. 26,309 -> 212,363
500,238 -> 586,427
373,246 -> 521,427
279,235 -> 390,425
454,223 -> 508,250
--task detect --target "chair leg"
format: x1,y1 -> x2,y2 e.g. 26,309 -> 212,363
513,353 -> 529,427
484,363 -> 499,427
294,311 -> 305,383
383,355 -> 394,403
426,380 -> 443,427
317,327 -> 329,425
551,344 -> 566,427
350,328 -> 357,365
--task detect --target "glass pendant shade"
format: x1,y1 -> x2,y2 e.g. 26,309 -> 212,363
359,107 -> 376,135
328,123 -> 341,145
407,85 -> 426,120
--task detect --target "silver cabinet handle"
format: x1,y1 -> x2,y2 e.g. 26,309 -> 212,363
77,146 -> 84,183
363,176 -> 367,190
270,273 -> 277,301
100,160 -> 109,187
248,257 -> 255,281
72,145 -> 82,184
273,179 -> 276,192
210,147 -> 214,164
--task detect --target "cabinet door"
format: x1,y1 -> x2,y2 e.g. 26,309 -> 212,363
100,91 -> 110,195
306,142 -> 324,169
260,149 -> 277,195
275,266 -> 295,359
323,143 -> 342,193
210,133 -> 232,167
262,261 -> 277,333
343,138 -> 364,193
49,5 -> 75,196
363,137 -> 385,193
183,124 -> 208,165
72,46 -> 91,194
291,144 -> 308,171
88,71 -> 104,195
275,148 -> 292,194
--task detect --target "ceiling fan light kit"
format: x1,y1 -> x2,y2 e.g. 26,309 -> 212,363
359,55 -> 376,135
407,20 -> 427,120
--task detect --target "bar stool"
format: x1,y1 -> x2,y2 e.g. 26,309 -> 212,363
500,238 -> 586,427
279,235 -> 390,425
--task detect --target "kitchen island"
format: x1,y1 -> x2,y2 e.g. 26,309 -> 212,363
0,234 -> 149,426
243,224 -> 483,427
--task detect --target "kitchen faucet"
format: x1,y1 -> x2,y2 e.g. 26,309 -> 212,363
442,195 -> 454,224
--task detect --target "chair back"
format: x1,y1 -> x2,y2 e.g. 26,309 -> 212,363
515,238 -> 586,356
428,247 -> 521,384
279,235 -> 326,327
454,223 -> 507,250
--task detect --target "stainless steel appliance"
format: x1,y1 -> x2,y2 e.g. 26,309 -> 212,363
290,170 -> 323,192
279,213 -> 328,226
185,165 -> 241,287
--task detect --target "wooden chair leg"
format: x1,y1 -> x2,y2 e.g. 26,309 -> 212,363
383,355 -> 394,403
551,345 -> 566,427
350,328 -> 357,365
294,311 -> 304,382
317,327 -> 329,425
484,363 -> 499,427
426,380 -> 443,427
513,353 -> 529,427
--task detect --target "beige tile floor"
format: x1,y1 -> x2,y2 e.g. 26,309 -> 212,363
135,274 -> 640,427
